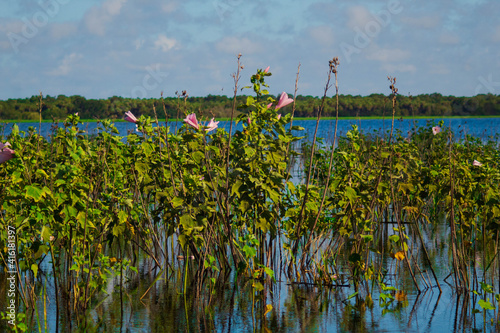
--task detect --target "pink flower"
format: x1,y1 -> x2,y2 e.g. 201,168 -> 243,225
277,114 -> 281,120
184,113 -> 199,130
125,111 -> 138,123
276,92 -> 293,109
0,142 -> 15,164
473,160 -> 483,167
264,66 -> 270,73
205,118 -> 219,132
267,103 -> 273,109
432,126 -> 441,135
247,118 -> 251,125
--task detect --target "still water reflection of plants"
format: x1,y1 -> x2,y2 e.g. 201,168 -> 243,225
0,58 -> 499,332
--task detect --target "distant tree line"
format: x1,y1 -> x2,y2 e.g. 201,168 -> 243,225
0,93 -> 499,121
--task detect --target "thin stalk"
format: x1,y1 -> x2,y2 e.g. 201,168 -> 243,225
292,59 -> 335,257
448,131 -> 461,290
306,57 -> 340,250
414,217 -> 442,292
224,54 -> 243,268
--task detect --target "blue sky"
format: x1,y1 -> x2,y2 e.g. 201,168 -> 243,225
1,0 -> 499,100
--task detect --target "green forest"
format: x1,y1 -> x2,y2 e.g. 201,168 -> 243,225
0,93 -> 499,121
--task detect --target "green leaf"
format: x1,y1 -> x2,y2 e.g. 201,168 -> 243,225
345,186 -> 357,204
478,299 -> 495,310
118,211 -> 128,224
242,245 -> 256,259
264,267 -> 275,280
31,263 -> 38,279
135,161 -> 149,174
239,200 -> 250,213
54,179 -> 66,187
389,234 -> 400,243
232,180 -> 243,197
25,185 -> 44,202
36,169 -> 49,178
361,234 -> 373,242
192,151 -> 205,164
180,214 -> 195,230
112,224 -> 126,237
178,234 -> 187,249
244,147 -> 256,157
171,197 -> 184,208
347,291 -> 358,300
41,226 -> 52,242
256,218 -> 270,233
252,281 -> 264,292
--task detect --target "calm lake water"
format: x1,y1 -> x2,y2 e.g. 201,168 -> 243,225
0,219 -> 498,332
1,117 -> 500,142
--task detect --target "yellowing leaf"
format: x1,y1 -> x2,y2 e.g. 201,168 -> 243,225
31,263 -> 38,279
395,291 -> 407,302
41,226 -> 52,242
264,304 -> 273,316
394,251 -> 405,261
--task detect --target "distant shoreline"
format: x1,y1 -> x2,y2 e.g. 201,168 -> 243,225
2,115 -> 500,123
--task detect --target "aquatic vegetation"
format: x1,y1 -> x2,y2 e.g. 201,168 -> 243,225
0,142 -> 15,164
183,113 -> 199,130
0,58 -> 499,331
275,92 -> 294,110
124,111 -> 138,123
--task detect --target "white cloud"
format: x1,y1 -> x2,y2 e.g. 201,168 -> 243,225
308,25 -> 335,47
381,63 -> 417,73
346,6 -> 373,29
47,53 -> 83,76
84,0 -> 127,36
154,34 -> 177,52
162,1 -> 178,13
215,37 -> 263,55
134,38 -> 145,50
103,0 -> 126,15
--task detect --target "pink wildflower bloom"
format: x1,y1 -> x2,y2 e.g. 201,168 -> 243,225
432,126 -> 441,135
277,114 -> 282,120
205,118 -> 219,132
276,92 -> 293,109
264,66 -> 270,73
184,113 -> 199,130
473,160 -> 483,167
0,142 -> 15,164
125,111 -> 138,123
248,118 -> 251,125
267,103 -> 273,109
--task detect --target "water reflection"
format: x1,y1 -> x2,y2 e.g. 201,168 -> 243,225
1,259 -> 498,332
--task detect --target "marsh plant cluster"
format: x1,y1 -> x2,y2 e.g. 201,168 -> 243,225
1,57 -> 500,331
